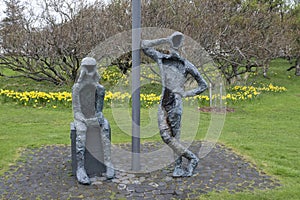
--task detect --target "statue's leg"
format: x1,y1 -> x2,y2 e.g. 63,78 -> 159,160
171,100 -> 199,177
170,133 -> 199,177
158,106 -> 184,177
159,104 -> 199,177
168,98 -> 187,177
75,122 -> 91,185
161,130 -> 198,177
182,150 -> 199,177
101,118 -> 115,179
169,112 -> 185,177
172,136 -> 184,177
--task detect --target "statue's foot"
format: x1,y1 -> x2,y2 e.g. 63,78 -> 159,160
76,168 -> 91,185
184,157 -> 199,177
106,164 -> 115,180
172,165 -> 185,177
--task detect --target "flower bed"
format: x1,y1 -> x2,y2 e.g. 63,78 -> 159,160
0,84 -> 287,109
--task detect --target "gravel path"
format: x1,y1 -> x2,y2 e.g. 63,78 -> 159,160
0,141 -> 280,199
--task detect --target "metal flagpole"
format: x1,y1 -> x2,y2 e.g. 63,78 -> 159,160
131,0 -> 141,171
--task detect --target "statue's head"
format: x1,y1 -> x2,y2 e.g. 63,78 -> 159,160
77,57 -> 100,83
81,57 -> 97,68
170,32 -> 184,50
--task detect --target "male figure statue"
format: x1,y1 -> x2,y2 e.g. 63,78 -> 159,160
142,32 -> 208,177
72,57 -> 114,185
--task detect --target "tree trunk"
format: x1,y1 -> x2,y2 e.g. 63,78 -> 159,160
295,57 -> 300,76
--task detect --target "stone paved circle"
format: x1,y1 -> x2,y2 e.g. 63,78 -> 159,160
0,141 -> 280,199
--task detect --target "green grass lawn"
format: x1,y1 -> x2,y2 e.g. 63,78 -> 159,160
206,59 -> 300,200
0,59 -> 299,199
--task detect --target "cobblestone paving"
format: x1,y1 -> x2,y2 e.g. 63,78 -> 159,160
0,142 -> 281,199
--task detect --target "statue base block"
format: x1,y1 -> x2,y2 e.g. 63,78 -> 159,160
70,122 -> 106,177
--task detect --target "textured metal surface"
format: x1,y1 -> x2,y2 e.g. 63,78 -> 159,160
71,57 -> 114,184
142,33 -> 208,177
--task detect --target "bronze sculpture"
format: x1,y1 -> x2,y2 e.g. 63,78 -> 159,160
142,32 -> 208,177
72,57 -> 114,184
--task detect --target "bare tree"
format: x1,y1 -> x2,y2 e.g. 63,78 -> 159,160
0,0 -> 26,55
285,3 -> 300,75
0,0 -> 298,86
141,0 -> 289,83
0,0 -> 108,85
